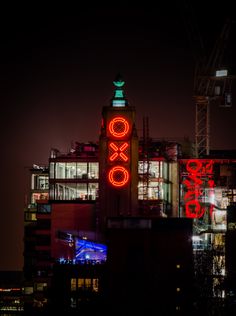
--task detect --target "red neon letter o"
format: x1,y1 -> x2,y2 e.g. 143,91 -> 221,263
108,117 -> 129,138
108,166 -> 129,187
186,159 -> 202,174
185,200 -> 205,218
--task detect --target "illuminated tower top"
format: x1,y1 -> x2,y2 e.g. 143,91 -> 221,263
111,73 -> 128,107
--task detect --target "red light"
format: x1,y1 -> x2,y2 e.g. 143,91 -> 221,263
109,142 -> 129,162
183,159 -> 215,219
186,159 -> 202,174
108,166 -> 129,187
185,200 -> 205,218
108,117 -> 129,138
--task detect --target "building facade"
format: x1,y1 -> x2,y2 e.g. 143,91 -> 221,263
23,76 -> 236,314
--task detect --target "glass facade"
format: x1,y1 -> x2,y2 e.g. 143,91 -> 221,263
31,174 -> 49,190
138,160 -> 170,201
50,183 -> 98,200
50,162 -> 99,180
49,159 -> 172,203
49,162 -> 99,200
71,278 -> 99,292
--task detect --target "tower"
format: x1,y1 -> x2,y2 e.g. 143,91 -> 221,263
99,75 -> 139,230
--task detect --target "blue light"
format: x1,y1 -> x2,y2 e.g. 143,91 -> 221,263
112,100 -> 126,107
75,238 -> 107,262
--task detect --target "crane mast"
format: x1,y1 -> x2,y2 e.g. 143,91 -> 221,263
194,18 -> 234,157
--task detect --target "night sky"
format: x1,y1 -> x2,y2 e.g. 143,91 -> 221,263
0,2 -> 235,270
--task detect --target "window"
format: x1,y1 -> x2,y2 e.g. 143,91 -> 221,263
31,174 -> 49,190
51,162 -> 99,180
37,204 -> 51,213
49,162 -> 55,178
138,161 -> 160,178
31,193 -> 49,203
66,163 -> 76,179
138,181 -> 163,200
52,182 -> 98,200
77,278 -> 99,292
35,283 -> 47,292
88,183 -> 98,200
76,163 -> 87,179
78,278 -> 84,289
55,162 -> 66,179
76,183 -> 87,200
25,212 -> 37,221
88,162 -> 99,179
71,278 -> 76,292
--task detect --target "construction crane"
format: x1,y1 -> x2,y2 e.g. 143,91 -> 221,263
194,18 -> 235,157
181,2 -> 235,157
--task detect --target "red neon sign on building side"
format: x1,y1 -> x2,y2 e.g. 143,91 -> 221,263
182,159 -> 215,218
107,116 -> 130,187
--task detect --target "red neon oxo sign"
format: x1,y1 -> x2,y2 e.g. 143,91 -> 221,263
182,159 -> 215,218
107,115 -> 130,188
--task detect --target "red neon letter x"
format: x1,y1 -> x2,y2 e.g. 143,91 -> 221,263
109,142 -> 129,162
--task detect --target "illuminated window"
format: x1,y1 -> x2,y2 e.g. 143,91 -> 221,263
138,181 -> 164,200
85,279 -> 92,288
50,162 -> 55,178
76,183 -> 87,200
78,278 -> 84,288
138,161 -> 168,179
35,283 -> 47,292
31,192 -> 49,203
77,278 -> 99,292
76,163 -> 87,179
24,287 -> 33,295
78,279 -> 84,288
66,163 -> 76,178
92,279 -> 99,292
55,162 -> 66,179
88,183 -> 98,200
52,162 -> 99,180
88,162 -> 99,179
25,212 -> 37,221
53,182 -> 99,200
31,175 -> 49,190
71,278 -> 76,292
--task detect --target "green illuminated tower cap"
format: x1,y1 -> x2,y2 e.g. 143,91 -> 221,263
111,73 -> 128,107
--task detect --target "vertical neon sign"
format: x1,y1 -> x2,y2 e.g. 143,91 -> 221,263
182,159 -> 214,218
108,116 -> 130,187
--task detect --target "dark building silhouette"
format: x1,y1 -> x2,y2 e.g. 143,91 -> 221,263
105,217 -> 193,315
